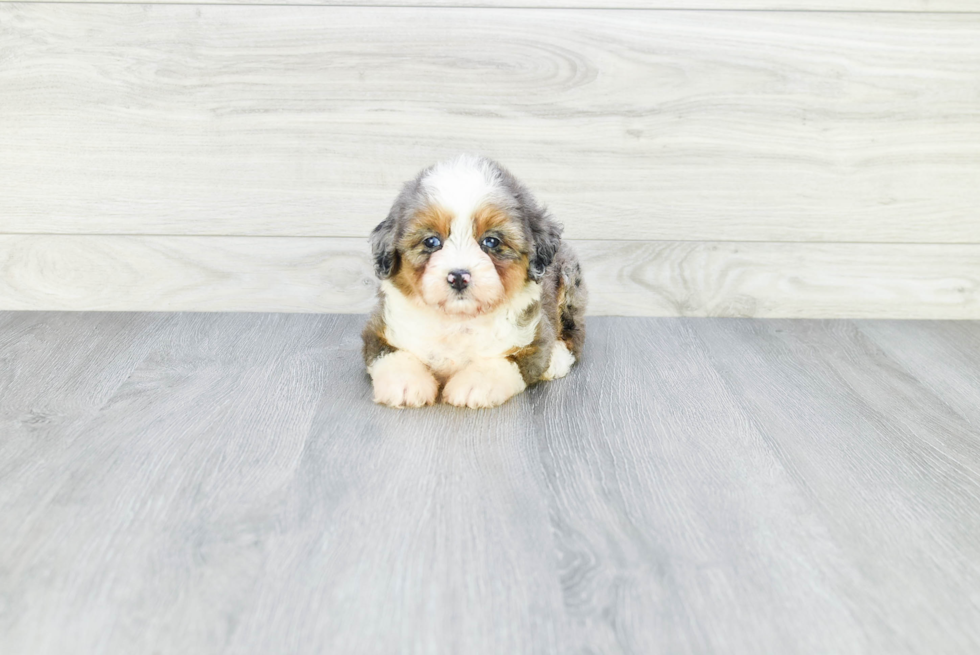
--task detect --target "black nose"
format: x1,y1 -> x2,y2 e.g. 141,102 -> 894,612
447,270 -> 471,291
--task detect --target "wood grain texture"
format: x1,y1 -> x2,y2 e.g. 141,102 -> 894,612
689,318 -> 980,654
2,5 -> 979,242
579,240 -> 980,318
1,235 -> 978,317
856,320 -> 980,427
0,312 -> 568,655
0,235 -> 379,314
0,311 -> 170,498
4,0 -> 978,11
2,312 -> 980,654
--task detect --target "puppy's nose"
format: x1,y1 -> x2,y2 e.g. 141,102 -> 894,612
447,269 -> 471,291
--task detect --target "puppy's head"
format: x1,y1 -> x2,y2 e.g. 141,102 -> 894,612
371,155 -> 561,316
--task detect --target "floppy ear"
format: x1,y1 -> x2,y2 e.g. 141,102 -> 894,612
369,214 -> 398,279
528,212 -> 563,281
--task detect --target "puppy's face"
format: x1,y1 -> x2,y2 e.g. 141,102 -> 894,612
393,203 -> 528,316
371,156 -> 560,317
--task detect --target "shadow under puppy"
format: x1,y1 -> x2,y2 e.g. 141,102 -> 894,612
363,155 -> 587,408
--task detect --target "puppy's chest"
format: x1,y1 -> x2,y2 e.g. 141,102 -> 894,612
384,297 -> 539,375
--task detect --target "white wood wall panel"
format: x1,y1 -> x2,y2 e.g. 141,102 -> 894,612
0,236 -> 379,314
7,1 -> 978,11
2,236 -> 977,318
2,5 -> 979,243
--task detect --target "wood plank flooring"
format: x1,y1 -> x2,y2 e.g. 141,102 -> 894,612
1,312 -> 979,654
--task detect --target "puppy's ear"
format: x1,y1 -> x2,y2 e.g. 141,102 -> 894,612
528,212 -> 563,281
369,214 -> 398,279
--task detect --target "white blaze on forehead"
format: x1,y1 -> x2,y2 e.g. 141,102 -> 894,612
421,155 -> 507,234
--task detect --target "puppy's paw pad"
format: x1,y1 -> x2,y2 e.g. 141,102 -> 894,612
442,361 -> 525,409
370,353 -> 439,408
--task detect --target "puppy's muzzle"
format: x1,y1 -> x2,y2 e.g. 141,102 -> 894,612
447,270 -> 471,292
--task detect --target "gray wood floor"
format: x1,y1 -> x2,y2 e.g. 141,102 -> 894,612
1,312 -> 979,654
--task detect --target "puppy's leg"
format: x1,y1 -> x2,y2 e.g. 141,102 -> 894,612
541,341 -> 576,381
554,243 -> 587,359
443,358 -> 526,409
369,350 -> 439,408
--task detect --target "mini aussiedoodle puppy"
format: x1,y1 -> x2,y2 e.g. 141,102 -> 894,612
362,155 -> 587,409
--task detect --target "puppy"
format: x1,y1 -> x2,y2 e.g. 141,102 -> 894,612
362,155 -> 587,408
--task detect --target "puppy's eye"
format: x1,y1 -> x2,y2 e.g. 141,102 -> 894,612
422,236 -> 442,249
481,236 -> 501,250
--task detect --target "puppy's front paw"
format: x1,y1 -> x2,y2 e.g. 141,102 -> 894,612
443,359 -> 526,409
369,351 -> 439,408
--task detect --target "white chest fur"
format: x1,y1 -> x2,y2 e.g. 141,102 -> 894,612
381,281 -> 541,377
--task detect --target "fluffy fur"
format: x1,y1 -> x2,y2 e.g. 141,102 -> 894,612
363,155 -> 587,408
